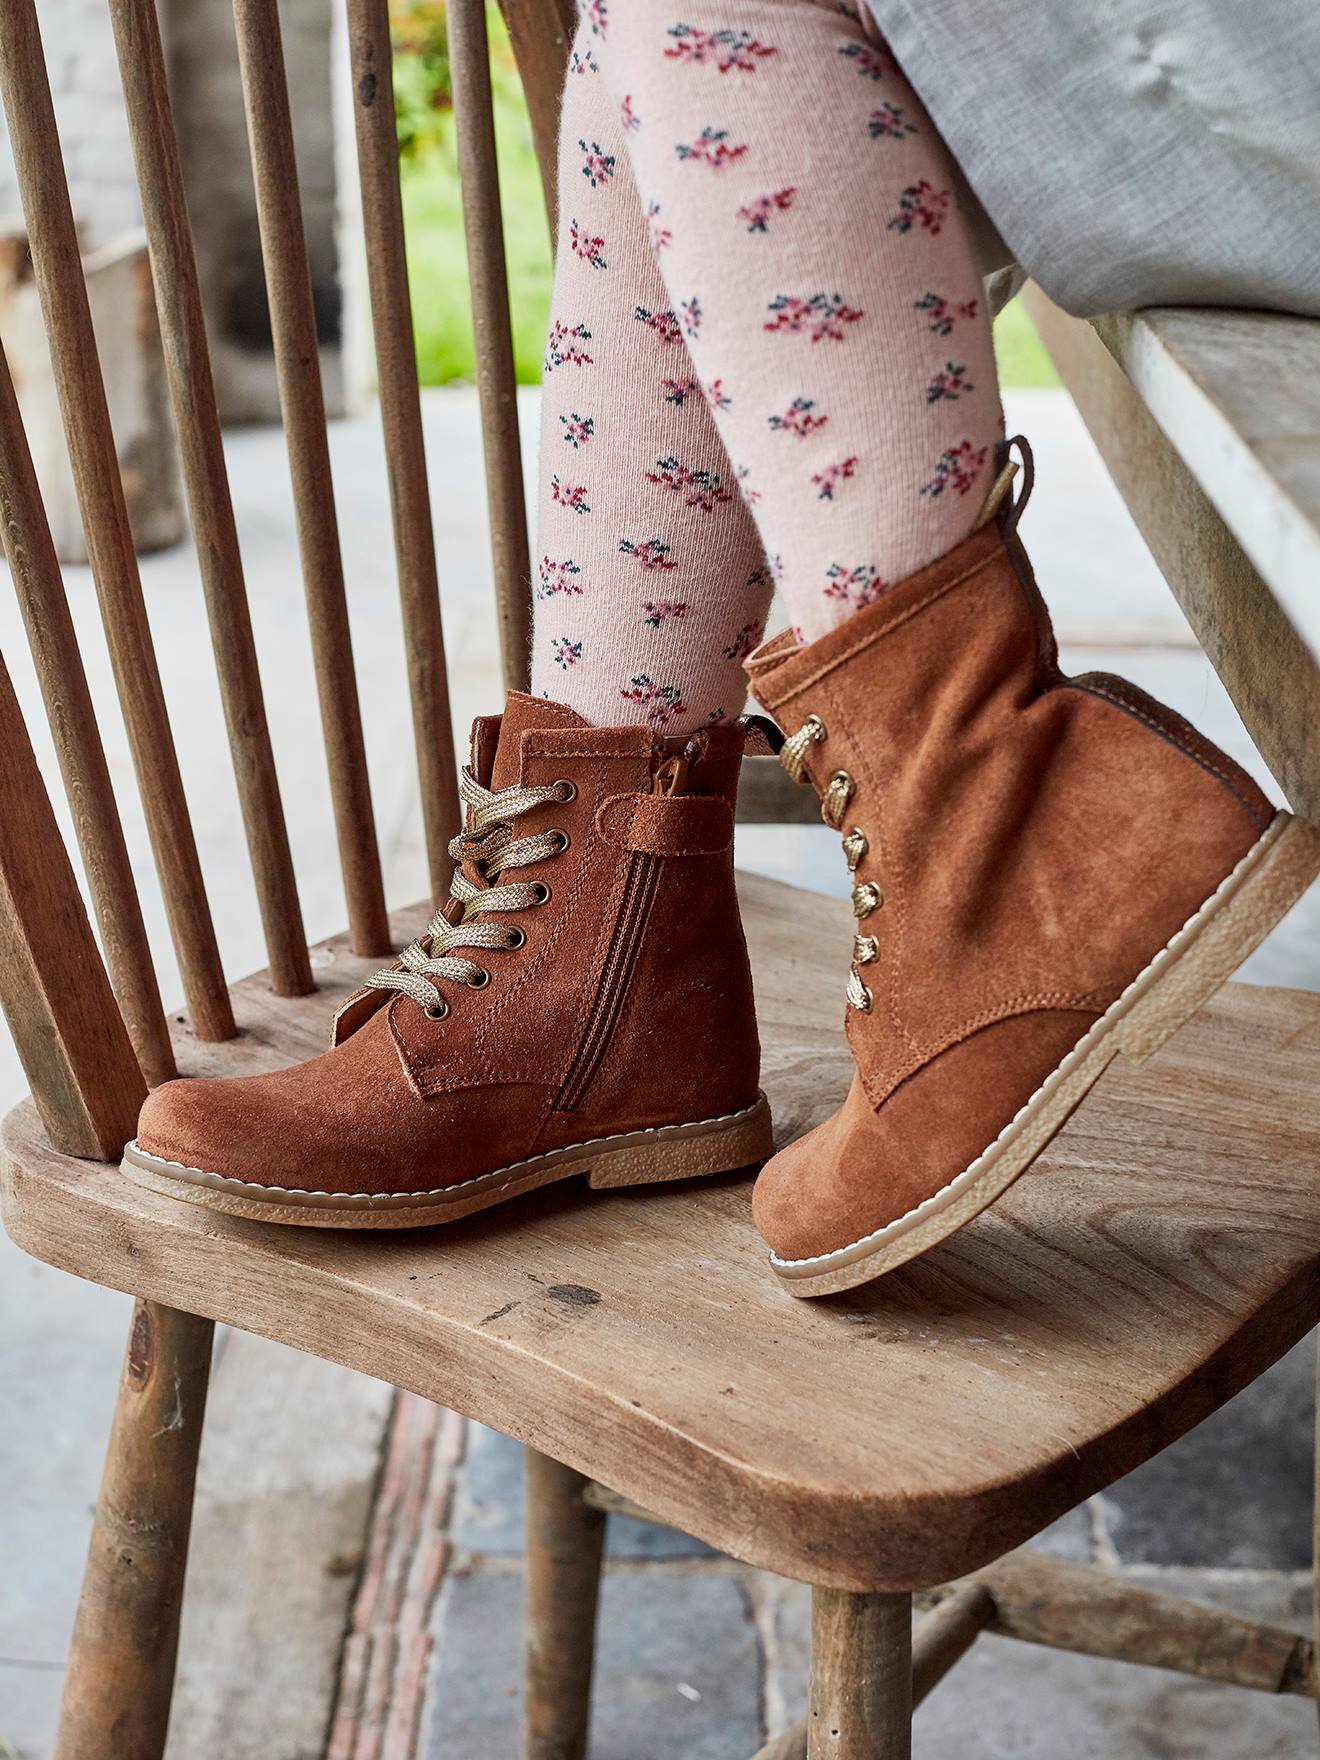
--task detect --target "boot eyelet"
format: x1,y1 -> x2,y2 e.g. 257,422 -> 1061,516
504,927 -> 527,950
853,933 -> 878,965
842,826 -> 868,872
852,983 -> 873,1013
548,830 -> 570,854
552,779 -> 578,803
820,770 -> 856,830
531,881 -> 552,904
467,968 -> 491,989
423,999 -> 449,1021
851,881 -> 883,919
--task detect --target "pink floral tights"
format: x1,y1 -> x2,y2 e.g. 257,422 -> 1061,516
530,0 -> 1002,734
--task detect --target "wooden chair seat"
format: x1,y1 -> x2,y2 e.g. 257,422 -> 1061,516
6,869 -> 1320,1593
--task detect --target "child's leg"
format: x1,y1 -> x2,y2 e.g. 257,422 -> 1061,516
587,0 -> 1002,642
532,25 -> 771,735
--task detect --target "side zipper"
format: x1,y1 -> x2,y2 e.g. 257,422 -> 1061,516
554,848 -> 662,1112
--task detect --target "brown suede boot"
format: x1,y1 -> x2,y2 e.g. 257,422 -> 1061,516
745,450 -> 1320,1296
121,693 -> 771,1226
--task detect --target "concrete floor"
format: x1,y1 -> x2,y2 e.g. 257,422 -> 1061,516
1,386 -> 1317,1758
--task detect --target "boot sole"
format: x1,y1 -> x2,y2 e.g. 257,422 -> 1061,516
119,1093 -> 773,1229
770,810 -> 1320,1298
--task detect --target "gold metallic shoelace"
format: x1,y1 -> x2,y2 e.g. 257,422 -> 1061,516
365,767 -> 571,1019
778,714 -> 879,1012
774,460 -> 1020,1019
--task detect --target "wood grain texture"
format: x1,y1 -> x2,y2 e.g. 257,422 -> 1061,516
1092,304 -> 1320,660
0,651 -> 146,1158
54,1300 -> 212,1760
344,0 -> 460,904
497,0 -> 574,236
0,0 -> 235,1042
524,1450 -> 605,1760
922,1549 -> 1315,1698
0,341 -> 174,1087
449,0 -> 534,695
808,1590 -> 911,1759
107,0 -> 315,998
1024,286 -> 1320,826
761,1585 -> 993,1760
6,872 -> 1320,1590
231,0 -> 391,958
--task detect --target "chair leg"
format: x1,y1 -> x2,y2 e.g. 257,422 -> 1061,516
523,1447 -> 607,1760
54,1299 -> 214,1760
809,1587 -> 913,1760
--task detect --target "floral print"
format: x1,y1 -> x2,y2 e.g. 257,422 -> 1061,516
635,304 -> 684,344
579,139 -> 616,187
824,562 -> 886,609
769,396 -> 828,438
551,476 -> 592,515
868,102 -> 916,139
642,599 -> 690,626
676,125 -> 749,170
560,412 -> 595,448
914,290 -> 979,336
888,180 -> 951,236
764,291 -> 864,341
722,619 -> 764,661
738,187 -> 796,232
570,219 -> 607,268
647,201 -> 673,251
530,2 -> 1000,723
811,456 -> 859,499
538,557 -> 584,599
620,675 -> 687,727
665,25 -> 779,72
924,361 -> 974,403
646,455 -> 734,511
921,441 -> 989,498
544,320 -> 593,372
619,535 -> 680,572
838,40 -> 888,79
661,374 -> 702,406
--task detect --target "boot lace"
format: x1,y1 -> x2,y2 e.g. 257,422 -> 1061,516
779,713 -> 876,1013
365,768 -> 572,1019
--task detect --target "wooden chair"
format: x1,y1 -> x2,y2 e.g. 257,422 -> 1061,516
2,2 -> 1319,1755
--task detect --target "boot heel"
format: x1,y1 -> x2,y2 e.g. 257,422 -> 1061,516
1116,813 -> 1320,1064
586,1094 -> 774,1190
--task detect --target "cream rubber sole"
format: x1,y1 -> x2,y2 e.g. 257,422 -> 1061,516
121,1093 -> 773,1230
771,811 -> 1320,1298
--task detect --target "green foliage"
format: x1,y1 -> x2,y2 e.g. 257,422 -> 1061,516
391,0 -> 452,161
993,299 -> 1060,390
397,6 -> 551,384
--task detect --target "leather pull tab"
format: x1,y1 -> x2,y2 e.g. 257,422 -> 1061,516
975,434 -> 1034,534
741,713 -> 785,757
653,755 -> 688,797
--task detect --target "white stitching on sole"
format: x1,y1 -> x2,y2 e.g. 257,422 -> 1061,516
125,1096 -> 767,1206
770,813 -> 1290,1273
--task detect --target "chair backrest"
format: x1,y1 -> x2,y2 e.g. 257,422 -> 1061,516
0,0 -> 571,1160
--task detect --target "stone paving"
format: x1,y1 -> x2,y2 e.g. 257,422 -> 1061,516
1,386 -> 1318,1758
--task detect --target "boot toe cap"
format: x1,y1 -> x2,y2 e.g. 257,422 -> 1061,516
134,1074 -> 275,1187
753,1008 -> 1100,1264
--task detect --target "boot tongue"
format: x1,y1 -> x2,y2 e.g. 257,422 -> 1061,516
489,692 -> 589,791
